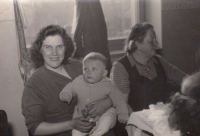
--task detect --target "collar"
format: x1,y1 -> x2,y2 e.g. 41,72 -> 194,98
127,53 -> 158,68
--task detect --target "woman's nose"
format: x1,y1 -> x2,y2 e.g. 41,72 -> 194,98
153,39 -> 158,49
52,48 -> 58,55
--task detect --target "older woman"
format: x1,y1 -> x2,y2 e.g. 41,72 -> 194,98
21,25 -> 114,136
110,22 -> 187,114
111,22 -> 188,136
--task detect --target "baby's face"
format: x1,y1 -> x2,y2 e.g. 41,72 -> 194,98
83,60 -> 107,84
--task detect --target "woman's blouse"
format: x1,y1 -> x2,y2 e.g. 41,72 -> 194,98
110,54 -> 187,94
22,61 -> 82,135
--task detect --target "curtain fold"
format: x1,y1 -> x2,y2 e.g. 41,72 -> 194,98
73,0 -> 112,74
14,0 -> 32,83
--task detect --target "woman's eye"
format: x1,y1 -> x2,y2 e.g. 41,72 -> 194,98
57,45 -> 64,49
148,40 -> 154,45
45,46 -> 52,50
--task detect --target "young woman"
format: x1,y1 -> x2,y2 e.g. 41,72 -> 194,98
21,25 -> 114,136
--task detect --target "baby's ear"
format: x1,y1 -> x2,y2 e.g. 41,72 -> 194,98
103,70 -> 108,77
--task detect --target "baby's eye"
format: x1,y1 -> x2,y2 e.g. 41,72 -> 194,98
93,68 -> 97,71
84,68 -> 88,71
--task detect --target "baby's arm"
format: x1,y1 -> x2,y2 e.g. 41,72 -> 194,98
118,113 -> 129,124
109,83 -> 129,124
60,82 -> 74,103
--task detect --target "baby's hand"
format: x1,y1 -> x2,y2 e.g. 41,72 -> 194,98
118,114 -> 129,124
118,118 -> 127,124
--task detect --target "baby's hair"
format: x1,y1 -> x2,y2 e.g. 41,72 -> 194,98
181,72 -> 200,97
83,52 -> 107,69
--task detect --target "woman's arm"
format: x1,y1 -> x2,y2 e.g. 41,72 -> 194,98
122,93 -> 133,114
110,61 -> 130,95
110,61 -> 133,113
157,55 -> 188,85
22,86 -> 94,136
34,117 -> 94,135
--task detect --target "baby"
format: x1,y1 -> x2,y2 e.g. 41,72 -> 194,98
130,72 -> 200,136
60,52 -> 129,136
168,72 -> 200,136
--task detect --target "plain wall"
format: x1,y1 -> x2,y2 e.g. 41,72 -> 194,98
145,0 -> 200,74
145,0 -> 162,49
0,1 -> 28,136
162,2 -> 200,74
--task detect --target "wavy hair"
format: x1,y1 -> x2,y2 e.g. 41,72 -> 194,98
124,22 -> 154,54
30,25 -> 75,68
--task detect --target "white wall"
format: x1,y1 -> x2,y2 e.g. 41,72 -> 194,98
145,0 -> 162,49
0,1 -> 28,136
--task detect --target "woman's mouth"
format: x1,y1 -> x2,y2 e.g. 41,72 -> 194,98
50,57 -> 59,61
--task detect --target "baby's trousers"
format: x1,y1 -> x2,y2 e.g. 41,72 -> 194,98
72,108 -> 116,136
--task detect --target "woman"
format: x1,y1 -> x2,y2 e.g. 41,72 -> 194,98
110,22 -> 187,114
21,25 -> 113,136
111,22 -> 188,136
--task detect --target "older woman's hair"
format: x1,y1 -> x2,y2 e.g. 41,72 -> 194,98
83,52 -> 107,69
124,22 -> 154,54
169,72 -> 200,135
30,25 -> 75,68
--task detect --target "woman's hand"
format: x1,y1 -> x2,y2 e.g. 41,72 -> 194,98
70,117 -> 95,133
86,97 -> 112,116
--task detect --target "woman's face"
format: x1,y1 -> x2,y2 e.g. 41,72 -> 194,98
137,28 -> 158,59
40,35 -> 66,70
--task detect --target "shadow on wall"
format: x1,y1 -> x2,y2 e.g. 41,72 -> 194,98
0,110 -> 13,136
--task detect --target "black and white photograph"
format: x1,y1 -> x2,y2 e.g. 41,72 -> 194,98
1,0 -> 200,136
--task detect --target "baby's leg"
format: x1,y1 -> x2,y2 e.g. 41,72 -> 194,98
91,108 -> 116,136
72,129 -> 88,136
72,106 -> 88,136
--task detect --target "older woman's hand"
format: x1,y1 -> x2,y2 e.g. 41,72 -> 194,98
71,117 -> 95,133
86,97 -> 112,116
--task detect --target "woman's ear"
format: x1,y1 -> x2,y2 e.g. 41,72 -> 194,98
135,41 -> 141,50
103,70 -> 108,77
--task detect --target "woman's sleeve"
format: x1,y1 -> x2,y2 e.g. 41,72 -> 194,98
157,55 -> 188,85
110,61 -> 130,94
21,86 -> 45,135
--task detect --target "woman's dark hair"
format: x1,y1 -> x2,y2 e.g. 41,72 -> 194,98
30,25 -> 75,68
124,22 -> 154,54
169,72 -> 200,136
